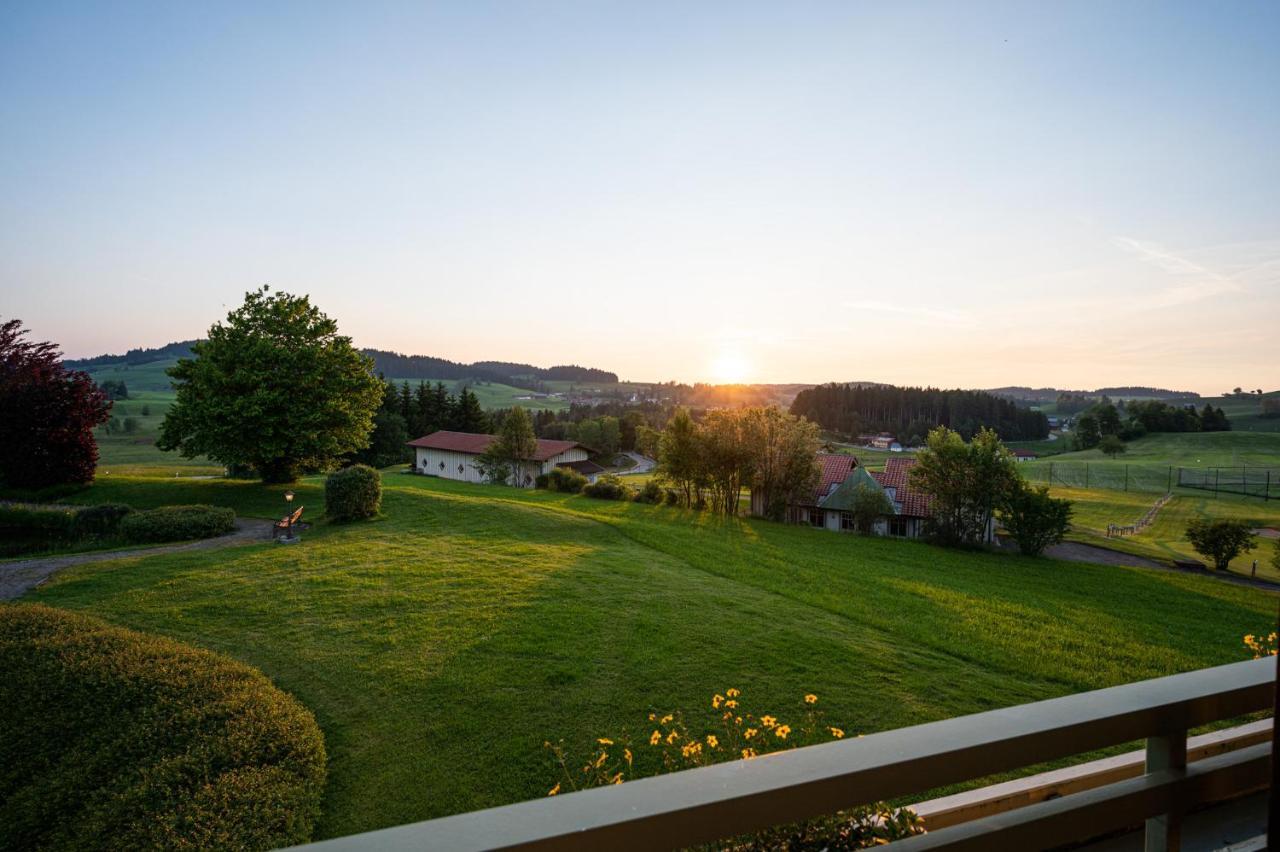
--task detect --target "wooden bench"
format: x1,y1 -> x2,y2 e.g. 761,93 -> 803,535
274,506 -> 304,539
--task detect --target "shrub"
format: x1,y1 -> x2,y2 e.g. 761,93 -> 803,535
325,464 -> 382,521
70,502 -> 133,536
582,474 -> 633,501
546,686 -> 923,848
545,466 -> 588,494
999,483 -> 1073,557
0,604 -> 326,850
119,504 -> 236,543
1186,518 -> 1257,571
664,487 -> 681,506
633,480 -> 664,504
534,473 -> 550,489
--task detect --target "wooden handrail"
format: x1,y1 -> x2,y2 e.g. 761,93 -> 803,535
294,657 -> 1274,852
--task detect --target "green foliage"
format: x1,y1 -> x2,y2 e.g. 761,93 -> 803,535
119,504 -> 236,543
325,464 -> 383,521
157,287 -> 384,483
1073,414 -> 1101,450
1272,538 -> 1280,573
911,427 -> 1020,547
0,502 -> 134,556
633,479 -> 664,504
742,407 -> 822,521
582,473 -> 633,500
475,406 -> 538,486
1185,518 -> 1257,571
544,466 -> 587,494
70,502 -> 134,536
0,604 -> 326,850
999,483 -> 1073,557
1098,434 -> 1126,458
657,408 -> 702,507
849,484 -> 894,534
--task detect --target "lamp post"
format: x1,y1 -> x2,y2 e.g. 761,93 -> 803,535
283,490 -> 295,541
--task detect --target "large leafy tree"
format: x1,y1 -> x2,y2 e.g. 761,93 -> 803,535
476,406 -> 538,486
1186,519 -> 1256,572
657,408 -> 704,507
741,406 -> 821,521
910,426 -> 1020,547
999,482 -> 1073,557
158,287 -> 383,483
0,319 -> 112,488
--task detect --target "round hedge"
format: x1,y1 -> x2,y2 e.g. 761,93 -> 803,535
324,464 -> 381,521
118,504 -> 236,543
0,604 -> 327,851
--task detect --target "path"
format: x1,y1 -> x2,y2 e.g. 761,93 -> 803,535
616,451 -> 656,475
0,518 -> 274,600
1040,541 -> 1280,592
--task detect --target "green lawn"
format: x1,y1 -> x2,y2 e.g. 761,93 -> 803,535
17,472 -> 1275,840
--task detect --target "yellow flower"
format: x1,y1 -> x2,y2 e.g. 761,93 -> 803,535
735,716 -> 743,725
775,725 -> 792,739
741,747 -> 757,759
761,715 -> 777,728
726,688 -> 741,698
594,751 -> 608,768
725,700 -> 738,709
804,694 -> 818,705
745,727 -> 758,739
829,727 -> 845,739
661,714 -> 674,725
666,730 -> 679,744
712,694 -> 724,709
706,735 -> 719,748
624,748 -> 633,765
648,713 -> 656,721
650,730 -> 661,746
597,738 -> 613,745
681,741 -> 703,758
548,783 -> 561,796
611,772 -> 624,785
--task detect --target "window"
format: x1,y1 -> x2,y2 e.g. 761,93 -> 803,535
840,511 -> 855,531
809,509 -> 825,528
889,517 -> 909,537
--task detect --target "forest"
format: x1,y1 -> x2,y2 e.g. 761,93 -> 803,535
790,383 -> 1049,443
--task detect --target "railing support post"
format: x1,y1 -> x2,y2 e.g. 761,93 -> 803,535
1144,729 -> 1187,851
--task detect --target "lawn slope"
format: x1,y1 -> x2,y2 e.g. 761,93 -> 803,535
23,474 -> 1275,839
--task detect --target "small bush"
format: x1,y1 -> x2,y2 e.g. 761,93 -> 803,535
582,474 -> 633,501
70,502 -> 133,536
119,504 -> 236,543
546,466 -> 588,494
0,503 -> 78,536
664,488 -> 681,506
633,480 -> 664,504
534,473 -> 550,489
325,464 -> 382,521
0,604 -> 327,850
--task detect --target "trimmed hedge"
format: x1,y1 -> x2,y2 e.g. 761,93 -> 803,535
0,503 -> 135,556
0,604 -> 327,850
544,467 -> 587,494
582,474 -> 633,501
325,464 -> 382,521
118,505 -> 236,543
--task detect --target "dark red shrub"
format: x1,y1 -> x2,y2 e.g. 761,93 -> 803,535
0,319 -> 112,488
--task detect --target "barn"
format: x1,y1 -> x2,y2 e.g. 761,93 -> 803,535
407,430 -> 597,488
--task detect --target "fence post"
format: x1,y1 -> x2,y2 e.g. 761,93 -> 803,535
1168,466 -> 1173,493
1143,728 -> 1187,851
1214,467 -> 1219,499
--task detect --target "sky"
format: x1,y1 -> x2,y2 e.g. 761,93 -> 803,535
1,1 -> 1277,394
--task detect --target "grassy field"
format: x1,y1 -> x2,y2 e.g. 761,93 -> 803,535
386,377 -> 569,412
12,471 -> 1272,840
1204,391 -> 1280,434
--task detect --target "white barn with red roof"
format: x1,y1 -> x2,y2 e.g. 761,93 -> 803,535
407,430 -> 596,488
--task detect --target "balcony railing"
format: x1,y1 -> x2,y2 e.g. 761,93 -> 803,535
297,656 -> 1274,851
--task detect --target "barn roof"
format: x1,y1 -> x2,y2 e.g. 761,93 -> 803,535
407,430 -> 585,462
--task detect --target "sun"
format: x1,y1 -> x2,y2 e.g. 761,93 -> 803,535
709,348 -> 752,384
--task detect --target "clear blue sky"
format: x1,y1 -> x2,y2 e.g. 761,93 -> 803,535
2,1 -> 1276,393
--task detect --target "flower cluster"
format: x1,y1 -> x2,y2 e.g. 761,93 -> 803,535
1243,632 -> 1278,659
544,687 -> 924,849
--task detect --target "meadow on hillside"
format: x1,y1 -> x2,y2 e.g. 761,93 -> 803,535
26,471 -> 1276,839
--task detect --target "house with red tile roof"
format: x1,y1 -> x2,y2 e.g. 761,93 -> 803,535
407,430 -> 594,488
753,452 -> 936,538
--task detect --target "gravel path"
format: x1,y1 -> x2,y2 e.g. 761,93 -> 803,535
1042,541 -> 1280,592
0,518 -> 275,600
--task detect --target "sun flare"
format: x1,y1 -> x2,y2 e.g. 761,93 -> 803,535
709,349 -> 752,384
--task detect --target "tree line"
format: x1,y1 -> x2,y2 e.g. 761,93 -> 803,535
790,383 -> 1049,443
355,380 -> 491,469
1073,399 -> 1230,450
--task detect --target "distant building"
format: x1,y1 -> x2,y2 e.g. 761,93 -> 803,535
856,432 -> 897,450
1011,449 -> 1038,462
407,430 -> 593,488
752,454 -> 939,539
